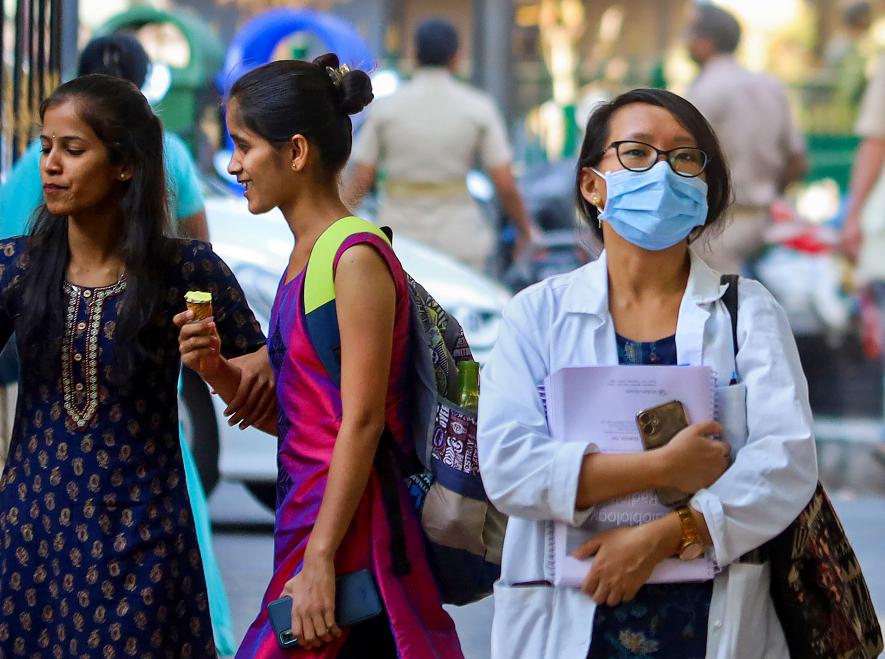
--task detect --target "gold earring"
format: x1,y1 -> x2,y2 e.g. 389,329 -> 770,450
120,173 -> 126,179
590,194 -> 601,207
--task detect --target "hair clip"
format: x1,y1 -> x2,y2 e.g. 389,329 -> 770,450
326,64 -> 351,88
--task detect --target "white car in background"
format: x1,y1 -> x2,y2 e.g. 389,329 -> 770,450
179,184 -> 512,509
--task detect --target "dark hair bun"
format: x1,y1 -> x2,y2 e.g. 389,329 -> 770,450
312,52 -> 374,116
339,69 -> 373,115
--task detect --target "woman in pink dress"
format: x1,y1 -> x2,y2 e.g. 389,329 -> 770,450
176,54 -> 463,658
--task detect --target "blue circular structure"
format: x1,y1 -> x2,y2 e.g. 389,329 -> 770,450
218,8 -> 375,96
214,8 -> 376,185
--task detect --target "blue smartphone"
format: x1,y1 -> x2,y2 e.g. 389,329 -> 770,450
267,569 -> 383,650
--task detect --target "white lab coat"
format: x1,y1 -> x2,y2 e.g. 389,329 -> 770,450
477,249 -> 818,658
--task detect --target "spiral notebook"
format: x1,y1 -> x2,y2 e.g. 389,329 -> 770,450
542,365 -> 719,587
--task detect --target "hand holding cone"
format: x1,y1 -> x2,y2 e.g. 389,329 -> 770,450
184,291 -> 213,370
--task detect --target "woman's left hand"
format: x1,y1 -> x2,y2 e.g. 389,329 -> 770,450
574,522 -> 673,607
281,553 -> 342,650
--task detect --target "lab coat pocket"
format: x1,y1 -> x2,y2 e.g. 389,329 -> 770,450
717,562 -> 788,658
716,383 -> 748,452
491,581 -> 553,659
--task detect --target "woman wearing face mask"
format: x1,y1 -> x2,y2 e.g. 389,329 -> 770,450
477,88 -> 818,658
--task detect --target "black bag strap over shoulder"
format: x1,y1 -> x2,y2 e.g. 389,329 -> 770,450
374,430 -> 412,577
720,274 -> 739,359
721,274 -> 768,564
720,274 -> 739,385
719,273 -> 778,557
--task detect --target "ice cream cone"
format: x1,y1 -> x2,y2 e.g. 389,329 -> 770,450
184,291 -> 213,370
184,290 -> 213,322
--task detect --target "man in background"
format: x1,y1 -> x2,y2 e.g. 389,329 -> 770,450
347,18 -> 538,272
684,3 -> 807,275
842,59 -> 885,269
842,55 -> 885,453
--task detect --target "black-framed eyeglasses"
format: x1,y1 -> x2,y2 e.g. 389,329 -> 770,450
602,140 -> 709,178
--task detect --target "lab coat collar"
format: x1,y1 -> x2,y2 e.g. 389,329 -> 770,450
562,247 -> 729,367
561,247 -> 728,317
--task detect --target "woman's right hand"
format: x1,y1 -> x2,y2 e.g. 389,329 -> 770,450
840,213 -> 862,264
281,553 -> 342,650
173,309 -> 223,377
657,421 -> 730,494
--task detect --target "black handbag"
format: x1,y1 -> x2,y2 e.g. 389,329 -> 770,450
721,274 -> 883,659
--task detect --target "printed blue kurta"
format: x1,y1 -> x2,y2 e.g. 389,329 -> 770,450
0,237 -> 264,658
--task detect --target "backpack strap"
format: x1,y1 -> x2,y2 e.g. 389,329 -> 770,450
304,216 -> 391,314
374,430 -> 412,577
721,274 -> 766,564
720,274 -> 739,384
303,216 -> 390,387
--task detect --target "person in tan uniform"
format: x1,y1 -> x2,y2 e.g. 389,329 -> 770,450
841,55 -> 885,449
347,19 -> 537,271
684,3 -> 807,275
842,54 -> 885,278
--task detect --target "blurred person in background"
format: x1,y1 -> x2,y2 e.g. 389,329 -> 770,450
841,54 -> 885,455
842,57 -> 885,269
346,18 -> 538,272
823,1 -> 874,106
684,3 -> 807,275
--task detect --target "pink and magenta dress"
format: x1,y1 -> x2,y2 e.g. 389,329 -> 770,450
236,231 -> 463,658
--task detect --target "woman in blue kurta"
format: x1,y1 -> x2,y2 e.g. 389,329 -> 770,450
0,33 -> 242,654
0,75 -> 265,656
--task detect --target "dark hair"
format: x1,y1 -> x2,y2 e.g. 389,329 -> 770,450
843,1 -> 872,29
228,53 -> 373,176
77,33 -> 150,88
692,4 -> 741,54
416,19 -> 459,67
575,88 -> 732,244
19,74 -> 172,385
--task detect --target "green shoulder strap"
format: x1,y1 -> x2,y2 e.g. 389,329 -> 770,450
303,216 -> 390,314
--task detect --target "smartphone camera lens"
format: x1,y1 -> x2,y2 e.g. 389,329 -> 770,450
282,631 -> 294,642
639,413 -> 650,424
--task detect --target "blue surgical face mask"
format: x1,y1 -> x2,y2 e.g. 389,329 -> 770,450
591,161 -> 709,251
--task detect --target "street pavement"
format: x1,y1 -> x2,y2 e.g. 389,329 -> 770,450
210,436 -> 885,658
